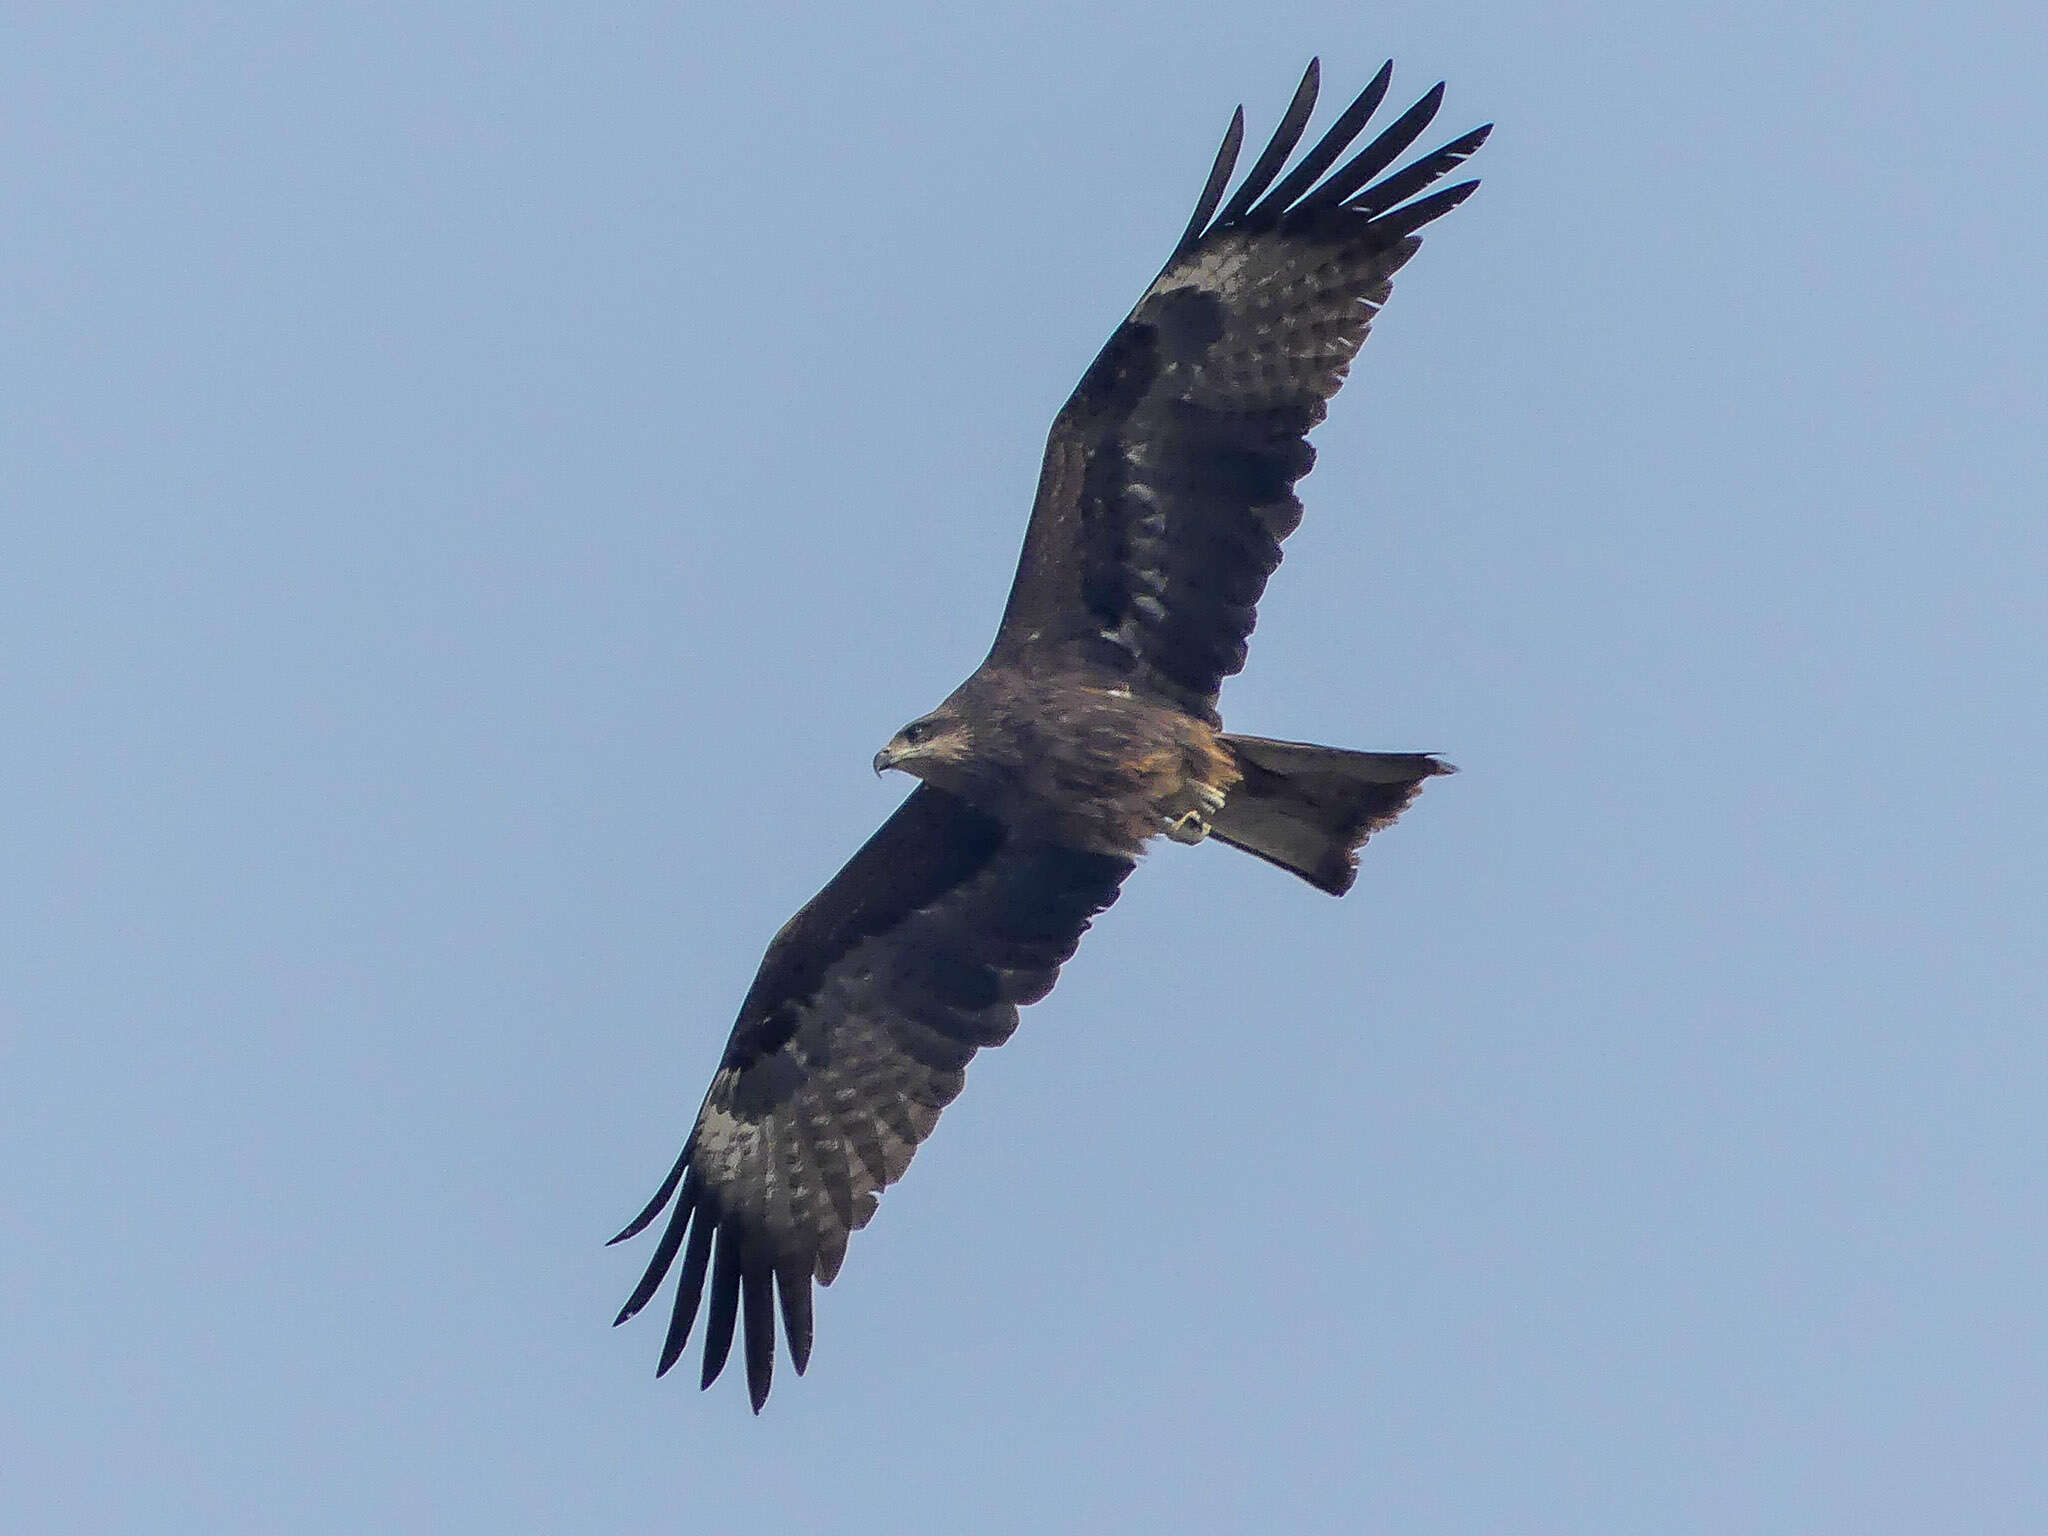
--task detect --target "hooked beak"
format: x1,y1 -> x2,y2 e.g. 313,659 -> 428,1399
873,741 -> 903,777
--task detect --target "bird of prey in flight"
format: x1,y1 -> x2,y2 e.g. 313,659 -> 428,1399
612,57 -> 1488,1410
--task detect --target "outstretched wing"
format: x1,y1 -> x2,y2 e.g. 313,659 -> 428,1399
611,785 -> 1131,1410
991,59 -> 1489,724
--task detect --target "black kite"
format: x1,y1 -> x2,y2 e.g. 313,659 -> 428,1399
613,58 -> 1487,1409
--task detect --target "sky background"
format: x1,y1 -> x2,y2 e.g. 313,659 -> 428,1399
5,3 -> 2044,1532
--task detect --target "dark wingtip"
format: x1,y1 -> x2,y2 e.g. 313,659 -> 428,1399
652,1196 -> 716,1375
613,1168 -> 697,1328
1302,79 -> 1448,212
777,1265 -> 815,1377
1346,122 -> 1493,220
608,1145 -> 689,1245
1174,103 -> 1245,255
1247,59 -> 1395,220
1211,59 -> 1323,229
740,1263 -> 776,1412
1376,177 -> 1483,242
697,1220 -> 742,1392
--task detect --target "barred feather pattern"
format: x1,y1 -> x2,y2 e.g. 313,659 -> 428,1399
993,58 -> 1489,724
612,786 -> 1129,1410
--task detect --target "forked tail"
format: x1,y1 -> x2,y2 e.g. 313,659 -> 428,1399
1210,734 -> 1453,895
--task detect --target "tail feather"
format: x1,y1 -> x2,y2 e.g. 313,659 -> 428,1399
1210,734 -> 1451,895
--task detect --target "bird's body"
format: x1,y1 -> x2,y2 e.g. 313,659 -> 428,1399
613,57 -> 1488,1409
893,665 -> 1241,857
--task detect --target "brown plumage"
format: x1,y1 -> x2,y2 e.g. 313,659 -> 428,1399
612,57 -> 1486,1410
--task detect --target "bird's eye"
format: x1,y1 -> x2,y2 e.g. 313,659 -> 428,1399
902,720 -> 931,744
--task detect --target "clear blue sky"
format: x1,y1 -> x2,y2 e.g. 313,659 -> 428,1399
5,4 -> 2043,1531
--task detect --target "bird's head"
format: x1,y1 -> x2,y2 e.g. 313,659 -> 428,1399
873,707 -> 975,782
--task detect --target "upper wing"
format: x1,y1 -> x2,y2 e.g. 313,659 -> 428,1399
991,60 -> 1490,724
610,784 -> 1132,1410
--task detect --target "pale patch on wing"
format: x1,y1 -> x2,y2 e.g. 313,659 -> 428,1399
692,1077 -> 765,1193
1151,239 -> 1256,299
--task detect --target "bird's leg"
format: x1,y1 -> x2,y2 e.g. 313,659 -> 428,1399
1156,780 -> 1227,845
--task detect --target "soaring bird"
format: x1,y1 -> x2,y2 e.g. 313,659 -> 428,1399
612,57 -> 1487,1410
